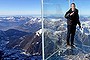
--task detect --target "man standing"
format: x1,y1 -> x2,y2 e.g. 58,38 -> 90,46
65,3 -> 81,48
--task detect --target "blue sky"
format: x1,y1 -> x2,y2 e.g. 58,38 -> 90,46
0,0 -> 90,16
43,0 -> 90,16
73,0 -> 90,16
0,0 -> 41,15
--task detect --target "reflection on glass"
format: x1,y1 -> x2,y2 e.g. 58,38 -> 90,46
43,0 -> 90,60
43,0 -> 69,60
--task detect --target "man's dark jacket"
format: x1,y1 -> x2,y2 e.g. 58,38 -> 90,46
65,8 -> 81,26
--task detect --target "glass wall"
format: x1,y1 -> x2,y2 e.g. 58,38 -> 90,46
43,0 -> 69,60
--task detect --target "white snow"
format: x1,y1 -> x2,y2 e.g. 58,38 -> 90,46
36,29 -> 42,36
50,18 -> 61,21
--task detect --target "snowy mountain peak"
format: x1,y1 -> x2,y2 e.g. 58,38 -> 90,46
25,17 -> 41,25
36,29 -> 42,36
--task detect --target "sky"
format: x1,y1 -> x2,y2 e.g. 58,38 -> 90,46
73,0 -> 90,16
43,0 -> 90,16
0,0 -> 41,15
0,0 -> 90,16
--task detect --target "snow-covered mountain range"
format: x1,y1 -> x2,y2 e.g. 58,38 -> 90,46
0,16 -> 90,60
0,16 -> 42,60
43,16 -> 90,60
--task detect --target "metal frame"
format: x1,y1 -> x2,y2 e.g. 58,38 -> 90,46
41,0 -> 45,60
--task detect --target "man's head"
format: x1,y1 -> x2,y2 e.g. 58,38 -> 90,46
71,3 -> 76,9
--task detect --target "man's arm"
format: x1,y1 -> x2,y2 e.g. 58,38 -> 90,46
65,10 -> 74,19
65,11 -> 70,19
77,14 -> 81,26
77,10 -> 81,28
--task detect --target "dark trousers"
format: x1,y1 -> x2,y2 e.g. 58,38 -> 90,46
67,25 -> 76,45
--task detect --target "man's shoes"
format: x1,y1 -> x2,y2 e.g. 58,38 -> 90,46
66,44 -> 71,49
71,44 -> 76,48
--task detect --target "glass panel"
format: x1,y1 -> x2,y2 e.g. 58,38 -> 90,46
43,0 -> 69,60
43,0 -> 90,60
